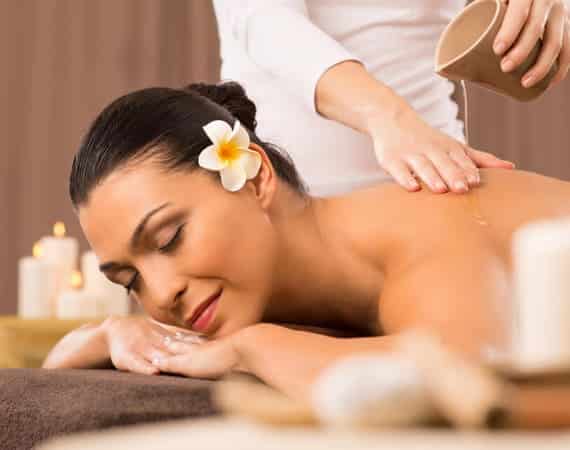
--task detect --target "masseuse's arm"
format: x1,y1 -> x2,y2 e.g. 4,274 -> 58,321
212,0 -> 515,194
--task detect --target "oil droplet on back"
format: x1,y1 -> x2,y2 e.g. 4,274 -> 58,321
467,188 -> 489,226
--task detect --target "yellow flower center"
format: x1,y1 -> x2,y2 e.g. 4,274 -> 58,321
217,141 -> 240,163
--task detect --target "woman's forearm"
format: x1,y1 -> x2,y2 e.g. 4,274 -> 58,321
42,319 -> 112,370
235,323 -> 397,403
315,60 -> 415,137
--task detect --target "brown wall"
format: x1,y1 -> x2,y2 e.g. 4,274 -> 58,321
1,1 -> 569,314
0,0 -> 220,314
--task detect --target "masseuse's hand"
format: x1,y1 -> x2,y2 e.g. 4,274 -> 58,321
370,107 -> 515,194
102,315 -> 205,375
494,0 -> 569,89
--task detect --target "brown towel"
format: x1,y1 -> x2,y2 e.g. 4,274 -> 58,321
0,368 -> 220,450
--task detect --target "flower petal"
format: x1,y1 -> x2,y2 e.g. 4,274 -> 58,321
198,144 -> 226,171
230,120 -> 250,150
203,120 -> 232,145
220,164 -> 246,192
239,149 -> 262,179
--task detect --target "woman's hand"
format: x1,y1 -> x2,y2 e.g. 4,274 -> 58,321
370,108 -> 515,194
493,0 -> 569,89
151,333 -> 242,380
101,315 -> 205,375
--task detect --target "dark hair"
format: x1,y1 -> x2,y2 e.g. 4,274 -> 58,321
69,80 -> 308,209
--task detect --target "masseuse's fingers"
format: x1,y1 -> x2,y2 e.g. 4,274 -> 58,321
426,149 -> 470,194
550,14 -> 570,87
521,2 -> 566,87
464,147 -> 516,169
493,0 -> 533,59
383,158 -> 421,192
406,154 -> 448,193
446,148 -> 480,186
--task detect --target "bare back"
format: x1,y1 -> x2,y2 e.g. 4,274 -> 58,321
331,168 -> 570,348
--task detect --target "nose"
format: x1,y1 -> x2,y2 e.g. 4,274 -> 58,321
142,261 -> 187,317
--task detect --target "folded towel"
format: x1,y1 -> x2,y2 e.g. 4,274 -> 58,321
0,368 -> 220,450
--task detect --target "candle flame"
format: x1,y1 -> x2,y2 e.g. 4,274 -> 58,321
32,242 -> 43,258
70,270 -> 83,289
53,221 -> 66,238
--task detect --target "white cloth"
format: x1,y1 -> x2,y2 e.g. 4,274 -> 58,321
212,0 -> 467,196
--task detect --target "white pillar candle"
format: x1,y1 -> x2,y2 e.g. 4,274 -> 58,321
511,216 -> 570,371
40,222 -> 79,296
56,271 -> 102,319
82,250 -> 130,316
18,242 -> 59,318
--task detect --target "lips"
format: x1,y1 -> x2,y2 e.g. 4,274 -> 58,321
188,288 -> 222,326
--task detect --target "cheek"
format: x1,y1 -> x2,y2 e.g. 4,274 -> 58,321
188,210 -> 277,285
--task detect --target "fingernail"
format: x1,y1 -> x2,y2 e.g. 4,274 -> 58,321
410,179 -> 419,189
501,58 -> 514,72
152,357 -> 162,366
522,74 -> 534,88
163,336 -> 172,345
468,174 -> 479,184
455,181 -> 468,191
494,40 -> 506,54
435,181 -> 446,191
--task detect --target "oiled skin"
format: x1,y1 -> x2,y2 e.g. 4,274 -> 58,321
327,168 -> 570,355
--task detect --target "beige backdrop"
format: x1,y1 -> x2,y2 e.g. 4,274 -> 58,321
1,1 -> 569,314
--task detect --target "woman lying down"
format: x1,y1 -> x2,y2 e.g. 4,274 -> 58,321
44,81 -> 570,427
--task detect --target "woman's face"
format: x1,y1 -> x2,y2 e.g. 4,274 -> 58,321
79,151 -> 278,338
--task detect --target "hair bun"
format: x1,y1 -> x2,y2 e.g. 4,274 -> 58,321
184,81 -> 257,132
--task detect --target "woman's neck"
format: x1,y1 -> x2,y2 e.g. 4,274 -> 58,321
262,187 -> 388,335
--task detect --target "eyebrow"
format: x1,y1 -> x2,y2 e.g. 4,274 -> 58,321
99,201 -> 172,272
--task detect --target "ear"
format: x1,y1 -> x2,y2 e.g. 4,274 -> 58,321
247,142 -> 277,210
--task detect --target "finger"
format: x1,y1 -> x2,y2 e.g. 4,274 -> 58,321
500,0 -> 551,73
152,354 -> 190,375
159,336 -> 201,355
494,0 -> 533,57
522,3 -> 566,87
382,158 -> 421,191
174,331 -> 207,343
464,148 -> 516,169
426,150 -> 470,193
447,147 -> 481,186
120,354 -> 159,375
406,155 -> 448,193
147,329 -> 179,354
549,16 -> 570,86
144,345 -> 174,362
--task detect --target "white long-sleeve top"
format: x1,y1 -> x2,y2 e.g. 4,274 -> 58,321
212,0 -> 467,196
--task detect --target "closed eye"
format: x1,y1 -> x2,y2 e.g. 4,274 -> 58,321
158,223 -> 185,253
125,223 -> 186,294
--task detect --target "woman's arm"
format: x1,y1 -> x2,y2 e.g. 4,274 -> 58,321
235,323 -> 400,403
42,320 -> 112,369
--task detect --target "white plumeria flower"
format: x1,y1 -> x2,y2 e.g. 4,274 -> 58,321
198,119 -> 262,192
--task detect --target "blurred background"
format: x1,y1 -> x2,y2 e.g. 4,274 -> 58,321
1,0 -> 569,315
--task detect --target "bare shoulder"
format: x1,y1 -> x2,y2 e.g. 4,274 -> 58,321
377,242 -> 511,357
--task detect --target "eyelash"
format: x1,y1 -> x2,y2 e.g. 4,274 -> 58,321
125,224 -> 186,294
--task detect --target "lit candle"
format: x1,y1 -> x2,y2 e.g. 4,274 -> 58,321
40,222 -> 79,296
18,242 -> 59,318
56,270 -> 102,319
81,250 -> 130,316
